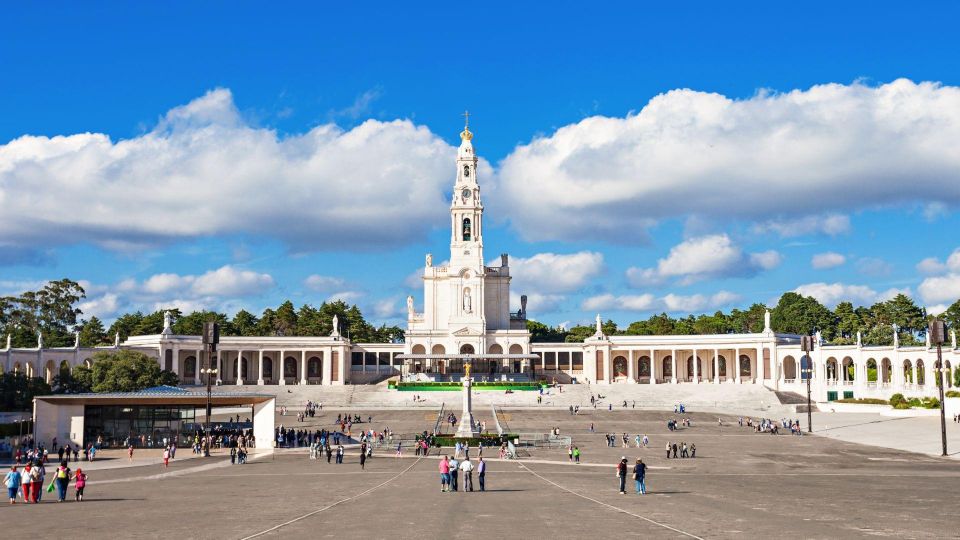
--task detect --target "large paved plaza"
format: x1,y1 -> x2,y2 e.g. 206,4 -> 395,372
8,408 -> 960,539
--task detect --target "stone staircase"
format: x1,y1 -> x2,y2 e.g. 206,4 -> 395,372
214,381 -> 796,416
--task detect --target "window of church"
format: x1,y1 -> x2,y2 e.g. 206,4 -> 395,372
462,218 -> 472,241
559,351 -> 570,370
463,164 -> 470,177
572,352 -> 583,370
351,352 -> 363,366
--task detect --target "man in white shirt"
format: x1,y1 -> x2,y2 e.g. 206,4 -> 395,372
459,458 -> 474,492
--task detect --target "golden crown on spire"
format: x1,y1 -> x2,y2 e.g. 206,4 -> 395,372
460,109 -> 473,141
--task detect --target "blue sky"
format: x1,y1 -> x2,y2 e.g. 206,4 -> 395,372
3,2 -> 960,328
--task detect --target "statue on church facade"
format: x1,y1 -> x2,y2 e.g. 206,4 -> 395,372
407,295 -> 415,318
463,288 -> 472,313
425,253 -> 432,267
595,314 -> 602,335
331,314 -> 341,337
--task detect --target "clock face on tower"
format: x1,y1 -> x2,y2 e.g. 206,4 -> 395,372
461,189 -> 471,199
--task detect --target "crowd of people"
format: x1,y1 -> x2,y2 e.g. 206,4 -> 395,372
737,416 -> 803,435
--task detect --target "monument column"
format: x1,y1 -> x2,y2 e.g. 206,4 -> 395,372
627,349 -> 636,383
171,345 -> 180,377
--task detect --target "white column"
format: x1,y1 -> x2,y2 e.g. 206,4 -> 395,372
171,345 -> 180,377
650,350 -> 657,385
627,349 -> 636,383
603,347 -> 612,384
257,350 -> 265,385
194,349 -> 202,385
300,350 -> 308,385
757,346 -> 765,385
279,350 -> 286,385
734,348 -> 741,384
692,348 -> 699,384
215,350 -> 223,384
671,349 -> 677,384
323,348 -> 333,386
236,350 -> 244,385
713,349 -> 719,383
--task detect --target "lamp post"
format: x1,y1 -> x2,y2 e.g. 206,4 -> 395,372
800,335 -> 815,434
929,320 -> 948,457
201,322 -> 220,457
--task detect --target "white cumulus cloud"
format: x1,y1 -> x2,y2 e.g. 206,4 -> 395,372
626,234 -> 780,286
493,79 -> 960,242
0,88 -> 462,259
582,291 -> 737,314
505,251 -> 605,293
794,282 -> 908,308
304,274 -> 347,292
811,252 -> 846,269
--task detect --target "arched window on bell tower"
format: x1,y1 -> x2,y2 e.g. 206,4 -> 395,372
463,164 -> 470,178
462,218 -> 472,241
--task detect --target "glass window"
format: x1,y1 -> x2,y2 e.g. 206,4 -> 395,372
559,352 -> 570,370
351,352 -> 363,366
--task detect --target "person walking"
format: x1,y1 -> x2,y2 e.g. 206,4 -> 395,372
21,463 -> 34,503
360,443 -> 367,470
633,458 -> 647,494
73,468 -> 87,501
665,442 -> 671,459
54,461 -> 71,502
325,444 -> 332,464
128,444 -> 134,462
163,447 -> 170,468
439,456 -> 451,492
672,443 -> 678,459
691,443 -> 696,458
573,446 -> 581,464
396,441 -> 403,458
568,445 -> 573,462
616,457 -> 628,494
460,458 -> 474,492
336,445 -> 344,464
477,457 -> 486,492
4,465 -> 21,504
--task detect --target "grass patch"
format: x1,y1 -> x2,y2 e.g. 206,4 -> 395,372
390,381 -> 545,391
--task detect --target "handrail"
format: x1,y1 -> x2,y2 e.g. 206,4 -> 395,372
491,404 -> 504,436
433,402 -> 445,435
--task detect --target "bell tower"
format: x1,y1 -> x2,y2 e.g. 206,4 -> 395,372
449,111 -> 484,270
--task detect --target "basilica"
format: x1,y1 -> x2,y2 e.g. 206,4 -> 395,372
3,122 -> 959,402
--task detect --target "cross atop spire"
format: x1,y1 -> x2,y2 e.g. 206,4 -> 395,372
459,110 -> 474,142
462,109 -> 471,128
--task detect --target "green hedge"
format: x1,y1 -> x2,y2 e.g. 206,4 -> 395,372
889,393 -> 941,409
946,390 -> 960,398
835,398 -> 888,405
431,433 -> 517,447
391,381 -> 544,391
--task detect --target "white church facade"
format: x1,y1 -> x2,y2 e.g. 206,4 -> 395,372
2,123 -> 958,402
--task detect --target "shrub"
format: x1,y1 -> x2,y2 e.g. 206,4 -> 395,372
946,390 -> 960,398
889,393 -> 906,407
835,398 -> 888,405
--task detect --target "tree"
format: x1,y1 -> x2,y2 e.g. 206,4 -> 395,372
107,312 -> 144,343
527,320 -> 568,342
78,317 -> 108,347
231,310 -> 260,336
941,299 -> 960,330
565,325 -> 595,343
0,373 -> 52,411
771,292 -> 838,339
2,279 -> 86,347
833,302 -> 861,343
173,311 -> 230,336
272,301 -> 298,336
81,350 -> 179,393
